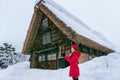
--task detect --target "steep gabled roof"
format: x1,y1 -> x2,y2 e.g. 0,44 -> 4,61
22,0 -> 115,54
36,0 -> 114,50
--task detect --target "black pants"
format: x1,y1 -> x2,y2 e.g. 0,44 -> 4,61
72,77 -> 78,80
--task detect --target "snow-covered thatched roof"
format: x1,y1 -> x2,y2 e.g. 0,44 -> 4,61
35,0 -> 115,51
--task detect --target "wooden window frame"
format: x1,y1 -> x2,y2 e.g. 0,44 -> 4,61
42,32 -> 51,45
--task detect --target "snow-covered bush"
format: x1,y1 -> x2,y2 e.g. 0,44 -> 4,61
0,43 -> 28,69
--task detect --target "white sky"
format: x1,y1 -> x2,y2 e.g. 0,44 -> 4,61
0,0 -> 120,52
0,0 -> 35,52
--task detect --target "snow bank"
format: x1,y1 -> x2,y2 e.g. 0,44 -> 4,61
0,52 -> 120,80
80,53 -> 120,80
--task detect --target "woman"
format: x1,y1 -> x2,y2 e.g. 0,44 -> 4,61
65,44 -> 81,80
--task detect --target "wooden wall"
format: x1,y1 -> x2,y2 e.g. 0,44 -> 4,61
29,10 -> 110,69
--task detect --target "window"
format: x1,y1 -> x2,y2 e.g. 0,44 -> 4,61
39,55 -> 45,61
47,53 -> 56,61
39,56 -> 41,61
42,18 -> 48,29
43,32 -> 51,44
47,54 -> 52,61
52,53 -> 56,60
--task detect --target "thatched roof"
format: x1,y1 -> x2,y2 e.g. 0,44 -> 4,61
22,0 -> 115,54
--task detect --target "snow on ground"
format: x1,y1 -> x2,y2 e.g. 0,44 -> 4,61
0,52 -> 120,80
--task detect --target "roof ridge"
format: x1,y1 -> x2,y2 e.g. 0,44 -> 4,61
43,0 -> 92,31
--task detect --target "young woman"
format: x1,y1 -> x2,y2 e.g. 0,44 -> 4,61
65,44 -> 81,80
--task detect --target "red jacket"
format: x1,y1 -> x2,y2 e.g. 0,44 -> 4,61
65,51 -> 81,78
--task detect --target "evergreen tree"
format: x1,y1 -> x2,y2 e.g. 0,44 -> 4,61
0,43 -> 17,69
0,43 -> 29,69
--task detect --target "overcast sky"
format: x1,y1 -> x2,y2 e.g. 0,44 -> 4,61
0,0 -> 35,52
0,0 -> 120,52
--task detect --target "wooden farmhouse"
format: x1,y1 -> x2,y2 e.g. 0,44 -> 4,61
22,0 -> 115,69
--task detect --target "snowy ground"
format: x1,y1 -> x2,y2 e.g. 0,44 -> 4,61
0,52 -> 120,80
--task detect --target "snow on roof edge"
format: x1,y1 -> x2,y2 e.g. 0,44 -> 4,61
35,0 -> 115,51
